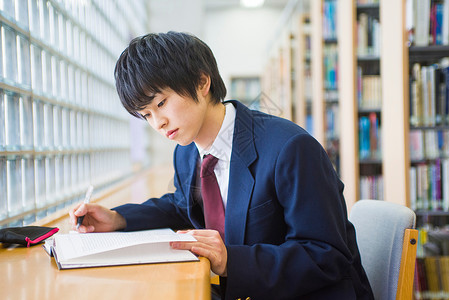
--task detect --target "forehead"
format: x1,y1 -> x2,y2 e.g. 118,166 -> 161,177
146,87 -> 173,99
138,88 -> 174,111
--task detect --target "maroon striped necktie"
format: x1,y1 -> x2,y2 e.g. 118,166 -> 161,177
201,154 -> 225,240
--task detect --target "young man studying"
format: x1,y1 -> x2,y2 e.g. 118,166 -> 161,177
69,31 -> 374,300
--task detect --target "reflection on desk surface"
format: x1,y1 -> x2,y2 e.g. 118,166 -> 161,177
0,168 -> 210,300
1,237 -> 210,300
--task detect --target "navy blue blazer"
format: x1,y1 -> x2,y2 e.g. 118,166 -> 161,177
113,100 -> 374,300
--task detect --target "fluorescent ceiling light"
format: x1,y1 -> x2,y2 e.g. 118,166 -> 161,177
240,0 -> 265,8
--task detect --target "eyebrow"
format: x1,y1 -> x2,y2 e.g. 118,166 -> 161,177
138,93 -> 157,108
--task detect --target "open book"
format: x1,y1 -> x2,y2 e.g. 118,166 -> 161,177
48,228 -> 199,269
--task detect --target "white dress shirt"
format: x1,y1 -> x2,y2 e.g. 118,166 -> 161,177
195,102 -> 236,209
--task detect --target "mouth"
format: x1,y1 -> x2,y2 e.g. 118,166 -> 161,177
166,129 -> 178,139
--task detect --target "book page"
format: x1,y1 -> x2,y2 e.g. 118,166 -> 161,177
60,241 -> 198,268
54,228 -> 196,261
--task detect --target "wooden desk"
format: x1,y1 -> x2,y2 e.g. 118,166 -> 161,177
0,167 -> 211,300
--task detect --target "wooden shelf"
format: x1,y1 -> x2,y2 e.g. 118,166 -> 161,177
415,210 -> 449,217
356,3 -> 380,11
324,38 -> 338,44
409,45 -> 449,62
357,55 -> 380,62
410,125 -> 449,130
359,158 -> 382,165
358,107 -> 381,114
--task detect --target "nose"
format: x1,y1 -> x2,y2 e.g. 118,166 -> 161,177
151,113 -> 167,130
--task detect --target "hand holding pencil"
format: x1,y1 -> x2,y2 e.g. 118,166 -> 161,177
76,185 -> 94,230
69,186 -> 127,233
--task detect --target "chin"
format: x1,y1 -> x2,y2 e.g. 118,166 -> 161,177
175,139 -> 192,146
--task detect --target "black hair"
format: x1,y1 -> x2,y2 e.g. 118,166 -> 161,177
114,31 -> 227,119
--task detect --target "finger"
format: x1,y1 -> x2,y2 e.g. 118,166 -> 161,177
188,229 -> 220,237
190,245 -> 227,276
170,241 -> 218,255
170,241 -> 197,250
77,225 -> 87,233
69,204 -> 82,224
78,225 -> 95,233
190,245 -> 213,258
68,210 -> 77,227
74,203 -> 88,217
172,236 -> 217,251
190,233 -> 223,246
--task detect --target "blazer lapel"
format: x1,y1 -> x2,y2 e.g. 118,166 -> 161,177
181,147 -> 205,228
225,101 -> 257,245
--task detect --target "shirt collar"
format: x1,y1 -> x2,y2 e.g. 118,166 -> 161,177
196,102 -> 236,162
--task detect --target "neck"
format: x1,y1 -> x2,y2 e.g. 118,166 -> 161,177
196,102 -> 226,150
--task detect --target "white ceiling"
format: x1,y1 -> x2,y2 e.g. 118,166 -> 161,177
203,0 -> 291,9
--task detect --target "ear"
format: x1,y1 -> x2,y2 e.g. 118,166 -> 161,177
198,73 -> 211,97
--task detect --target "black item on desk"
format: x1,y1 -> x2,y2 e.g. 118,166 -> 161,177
0,226 -> 59,247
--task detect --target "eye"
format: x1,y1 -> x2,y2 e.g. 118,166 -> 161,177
141,113 -> 151,120
157,99 -> 166,108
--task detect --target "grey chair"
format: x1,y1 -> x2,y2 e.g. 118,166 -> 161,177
349,199 -> 419,300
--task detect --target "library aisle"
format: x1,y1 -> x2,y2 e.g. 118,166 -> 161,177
261,0 -> 449,298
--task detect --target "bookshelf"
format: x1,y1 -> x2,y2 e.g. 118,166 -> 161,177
229,76 -> 261,106
261,30 -> 293,119
267,0 -> 448,294
282,30 -> 293,121
310,0 -> 340,173
337,0 -> 383,206
323,0 -> 339,174
357,1 -> 383,201
310,0 -> 325,145
303,15 -> 313,134
293,13 -> 310,128
381,0 -> 449,298
263,0 -> 340,178
262,1 -> 308,121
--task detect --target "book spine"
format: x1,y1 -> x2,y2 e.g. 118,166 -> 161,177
430,3 -> 437,45
429,65 -> 436,126
422,66 -> 430,126
443,158 -> 449,211
372,18 -> 380,56
415,0 -> 431,46
406,0 -> 416,43
410,130 -> 424,160
359,175 -> 383,200
443,0 -> 449,45
436,158 -> 442,210
414,258 -> 428,300
441,257 -> 449,297
436,65 -> 444,125
435,3 -> 444,45
443,66 -> 449,124
357,66 -> 363,107
410,166 -> 418,211
413,63 -> 424,126
369,112 -> 378,159
359,116 -> 371,159
358,13 -> 368,56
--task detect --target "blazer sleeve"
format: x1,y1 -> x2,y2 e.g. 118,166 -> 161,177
225,133 -> 360,299
112,147 -> 194,231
